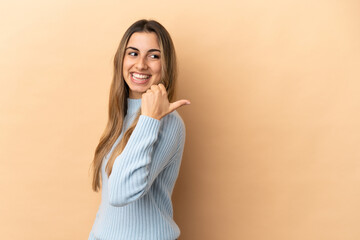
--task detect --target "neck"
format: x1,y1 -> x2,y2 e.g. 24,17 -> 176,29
127,98 -> 142,114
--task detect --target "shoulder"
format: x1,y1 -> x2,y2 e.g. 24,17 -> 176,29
160,110 -> 185,134
157,111 -> 186,149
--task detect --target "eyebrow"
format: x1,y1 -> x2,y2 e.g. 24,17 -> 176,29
126,47 -> 161,53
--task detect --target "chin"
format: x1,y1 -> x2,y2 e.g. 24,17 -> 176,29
127,86 -> 147,98
132,85 -> 147,93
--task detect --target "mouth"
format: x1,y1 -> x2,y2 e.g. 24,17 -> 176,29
130,72 -> 151,84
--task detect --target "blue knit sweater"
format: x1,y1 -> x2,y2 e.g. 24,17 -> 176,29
89,98 -> 185,240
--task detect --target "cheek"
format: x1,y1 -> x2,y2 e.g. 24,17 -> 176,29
122,57 -> 132,72
152,62 -> 162,75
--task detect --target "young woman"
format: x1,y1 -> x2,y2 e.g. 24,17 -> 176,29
88,19 -> 189,240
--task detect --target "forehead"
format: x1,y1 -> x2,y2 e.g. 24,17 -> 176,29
126,32 -> 160,50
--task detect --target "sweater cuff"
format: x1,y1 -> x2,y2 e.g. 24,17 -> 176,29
136,115 -> 161,134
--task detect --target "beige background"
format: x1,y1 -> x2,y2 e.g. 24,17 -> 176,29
1,0 -> 360,239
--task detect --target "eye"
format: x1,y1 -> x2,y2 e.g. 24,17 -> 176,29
149,54 -> 160,59
128,52 -> 138,57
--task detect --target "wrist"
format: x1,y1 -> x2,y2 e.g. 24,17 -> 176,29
141,114 -> 161,121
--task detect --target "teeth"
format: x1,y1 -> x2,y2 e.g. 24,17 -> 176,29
132,73 -> 150,79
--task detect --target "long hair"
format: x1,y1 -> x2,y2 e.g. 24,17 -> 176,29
90,19 -> 178,192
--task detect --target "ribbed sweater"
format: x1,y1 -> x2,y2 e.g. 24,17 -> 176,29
88,98 -> 185,240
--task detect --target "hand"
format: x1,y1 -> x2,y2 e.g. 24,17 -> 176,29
141,84 -> 190,120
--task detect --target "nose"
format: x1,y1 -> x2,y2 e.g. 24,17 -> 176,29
135,56 -> 148,70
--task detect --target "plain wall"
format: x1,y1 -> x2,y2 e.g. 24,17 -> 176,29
1,0 -> 359,239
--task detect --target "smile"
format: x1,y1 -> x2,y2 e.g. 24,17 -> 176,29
131,73 -> 151,84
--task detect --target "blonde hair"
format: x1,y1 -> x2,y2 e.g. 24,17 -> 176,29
90,19 -> 178,191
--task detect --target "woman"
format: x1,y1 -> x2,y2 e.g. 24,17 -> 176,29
88,19 -> 190,240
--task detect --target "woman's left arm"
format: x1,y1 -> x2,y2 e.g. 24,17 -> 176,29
108,84 -> 189,207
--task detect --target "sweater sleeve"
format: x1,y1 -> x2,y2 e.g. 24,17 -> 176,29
108,113 -> 185,207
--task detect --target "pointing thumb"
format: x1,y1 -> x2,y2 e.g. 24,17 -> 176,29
169,99 -> 191,113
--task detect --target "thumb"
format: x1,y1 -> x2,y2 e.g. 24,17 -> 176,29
169,99 -> 191,113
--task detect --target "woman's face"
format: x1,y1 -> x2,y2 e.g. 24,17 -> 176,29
123,32 -> 162,99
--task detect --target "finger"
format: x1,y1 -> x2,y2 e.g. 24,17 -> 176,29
158,83 -> 167,95
169,99 -> 191,112
150,84 -> 159,92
